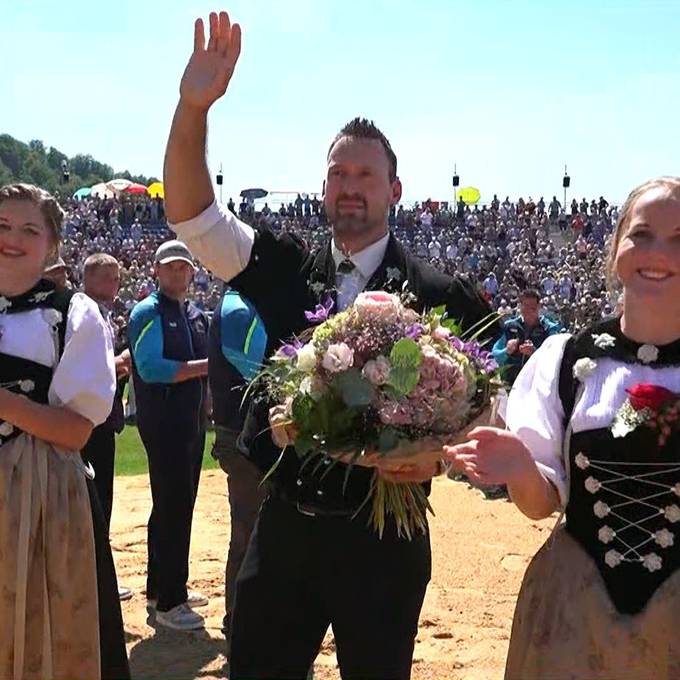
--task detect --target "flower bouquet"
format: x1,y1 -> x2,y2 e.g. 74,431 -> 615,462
257,290 -> 500,538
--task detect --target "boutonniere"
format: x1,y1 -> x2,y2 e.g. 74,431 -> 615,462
385,267 -> 402,284
611,384 -> 680,445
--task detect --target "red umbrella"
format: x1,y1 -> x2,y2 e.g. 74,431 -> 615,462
123,183 -> 149,195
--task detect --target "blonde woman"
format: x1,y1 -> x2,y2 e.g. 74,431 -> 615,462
0,184 -> 129,679
447,178 -> 680,679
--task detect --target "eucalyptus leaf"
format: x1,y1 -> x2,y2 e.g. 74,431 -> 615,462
378,427 -> 401,452
334,369 -> 376,407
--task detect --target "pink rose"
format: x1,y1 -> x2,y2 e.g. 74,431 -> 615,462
322,342 -> 354,373
362,355 -> 391,386
354,291 -> 400,323
432,326 -> 452,341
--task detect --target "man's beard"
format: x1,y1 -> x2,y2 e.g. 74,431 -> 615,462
327,196 -> 387,235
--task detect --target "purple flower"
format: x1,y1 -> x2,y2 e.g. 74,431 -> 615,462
279,341 -> 302,358
449,336 -> 464,351
305,296 -> 334,324
405,324 -> 425,340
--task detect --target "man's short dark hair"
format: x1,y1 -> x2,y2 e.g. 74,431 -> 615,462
520,289 -> 541,303
328,117 -> 398,182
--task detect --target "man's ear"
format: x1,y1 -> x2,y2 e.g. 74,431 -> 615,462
391,178 -> 402,206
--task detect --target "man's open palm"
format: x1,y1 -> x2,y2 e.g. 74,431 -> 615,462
180,11 -> 242,111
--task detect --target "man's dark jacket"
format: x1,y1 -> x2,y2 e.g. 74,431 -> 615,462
231,228 -> 496,513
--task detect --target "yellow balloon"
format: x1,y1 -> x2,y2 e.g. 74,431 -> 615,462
458,187 -> 481,205
147,182 -> 164,199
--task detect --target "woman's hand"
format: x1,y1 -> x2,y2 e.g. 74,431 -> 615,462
0,388 -> 93,451
444,426 -> 534,487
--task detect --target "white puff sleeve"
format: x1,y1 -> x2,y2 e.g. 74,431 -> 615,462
506,333 -> 572,507
49,293 -> 116,426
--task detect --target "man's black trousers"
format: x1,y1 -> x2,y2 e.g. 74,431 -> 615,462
139,421 -> 205,612
230,495 -> 431,680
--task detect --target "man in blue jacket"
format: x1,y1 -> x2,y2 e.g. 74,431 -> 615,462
128,240 -> 210,632
492,289 -> 563,385
207,289 -> 267,641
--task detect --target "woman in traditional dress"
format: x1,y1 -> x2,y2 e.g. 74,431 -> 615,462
446,177 -> 680,679
0,183 -> 129,680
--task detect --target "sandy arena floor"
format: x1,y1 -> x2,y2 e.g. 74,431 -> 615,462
113,470 -> 554,679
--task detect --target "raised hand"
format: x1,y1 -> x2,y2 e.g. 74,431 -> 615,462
180,11 -> 242,112
443,426 -> 534,487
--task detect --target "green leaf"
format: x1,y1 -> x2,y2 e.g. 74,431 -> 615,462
390,338 -> 422,368
292,394 -> 314,424
378,427 -> 401,452
442,318 -> 463,335
294,435 -> 315,457
334,369 -> 375,407
431,304 -> 447,317
387,365 -> 420,397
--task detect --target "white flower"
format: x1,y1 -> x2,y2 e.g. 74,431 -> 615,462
592,333 -> 616,349
642,553 -> 663,572
673,483 -> 680,498
0,422 -> 14,437
42,309 -> 63,327
31,291 -> 53,303
585,476 -> 602,494
594,501 -> 610,518
296,343 -> 318,373
19,380 -> 35,393
598,525 -> 616,544
573,358 -> 597,381
637,344 -> 659,364
322,343 -> 354,373
611,415 -> 635,439
0,297 -> 11,313
655,528 -> 675,548
299,375 -> 326,401
575,452 -> 590,470
665,505 -> 680,523
605,549 -> 623,568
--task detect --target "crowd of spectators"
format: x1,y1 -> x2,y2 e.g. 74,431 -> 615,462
55,190 -> 620,339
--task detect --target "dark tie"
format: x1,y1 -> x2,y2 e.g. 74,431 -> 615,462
337,259 -> 356,274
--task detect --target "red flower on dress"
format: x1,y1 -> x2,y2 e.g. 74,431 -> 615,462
625,384 -> 677,412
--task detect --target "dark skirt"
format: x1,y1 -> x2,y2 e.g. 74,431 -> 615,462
86,478 -> 130,680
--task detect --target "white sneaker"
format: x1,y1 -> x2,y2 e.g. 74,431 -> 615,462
155,603 -> 205,631
187,590 -> 209,608
118,586 -> 133,601
147,590 -> 208,610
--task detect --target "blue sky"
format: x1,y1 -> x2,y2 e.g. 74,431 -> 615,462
4,0 -> 680,205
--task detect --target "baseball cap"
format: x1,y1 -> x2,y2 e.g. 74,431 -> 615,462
154,240 -> 196,270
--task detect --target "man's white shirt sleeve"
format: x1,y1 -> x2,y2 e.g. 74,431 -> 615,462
169,201 -> 255,283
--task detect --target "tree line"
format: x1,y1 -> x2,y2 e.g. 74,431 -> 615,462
0,134 -> 159,197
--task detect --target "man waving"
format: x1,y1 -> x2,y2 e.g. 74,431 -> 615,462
164,12 -> 494,679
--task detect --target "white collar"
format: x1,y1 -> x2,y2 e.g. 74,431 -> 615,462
331,232 -> 390,279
